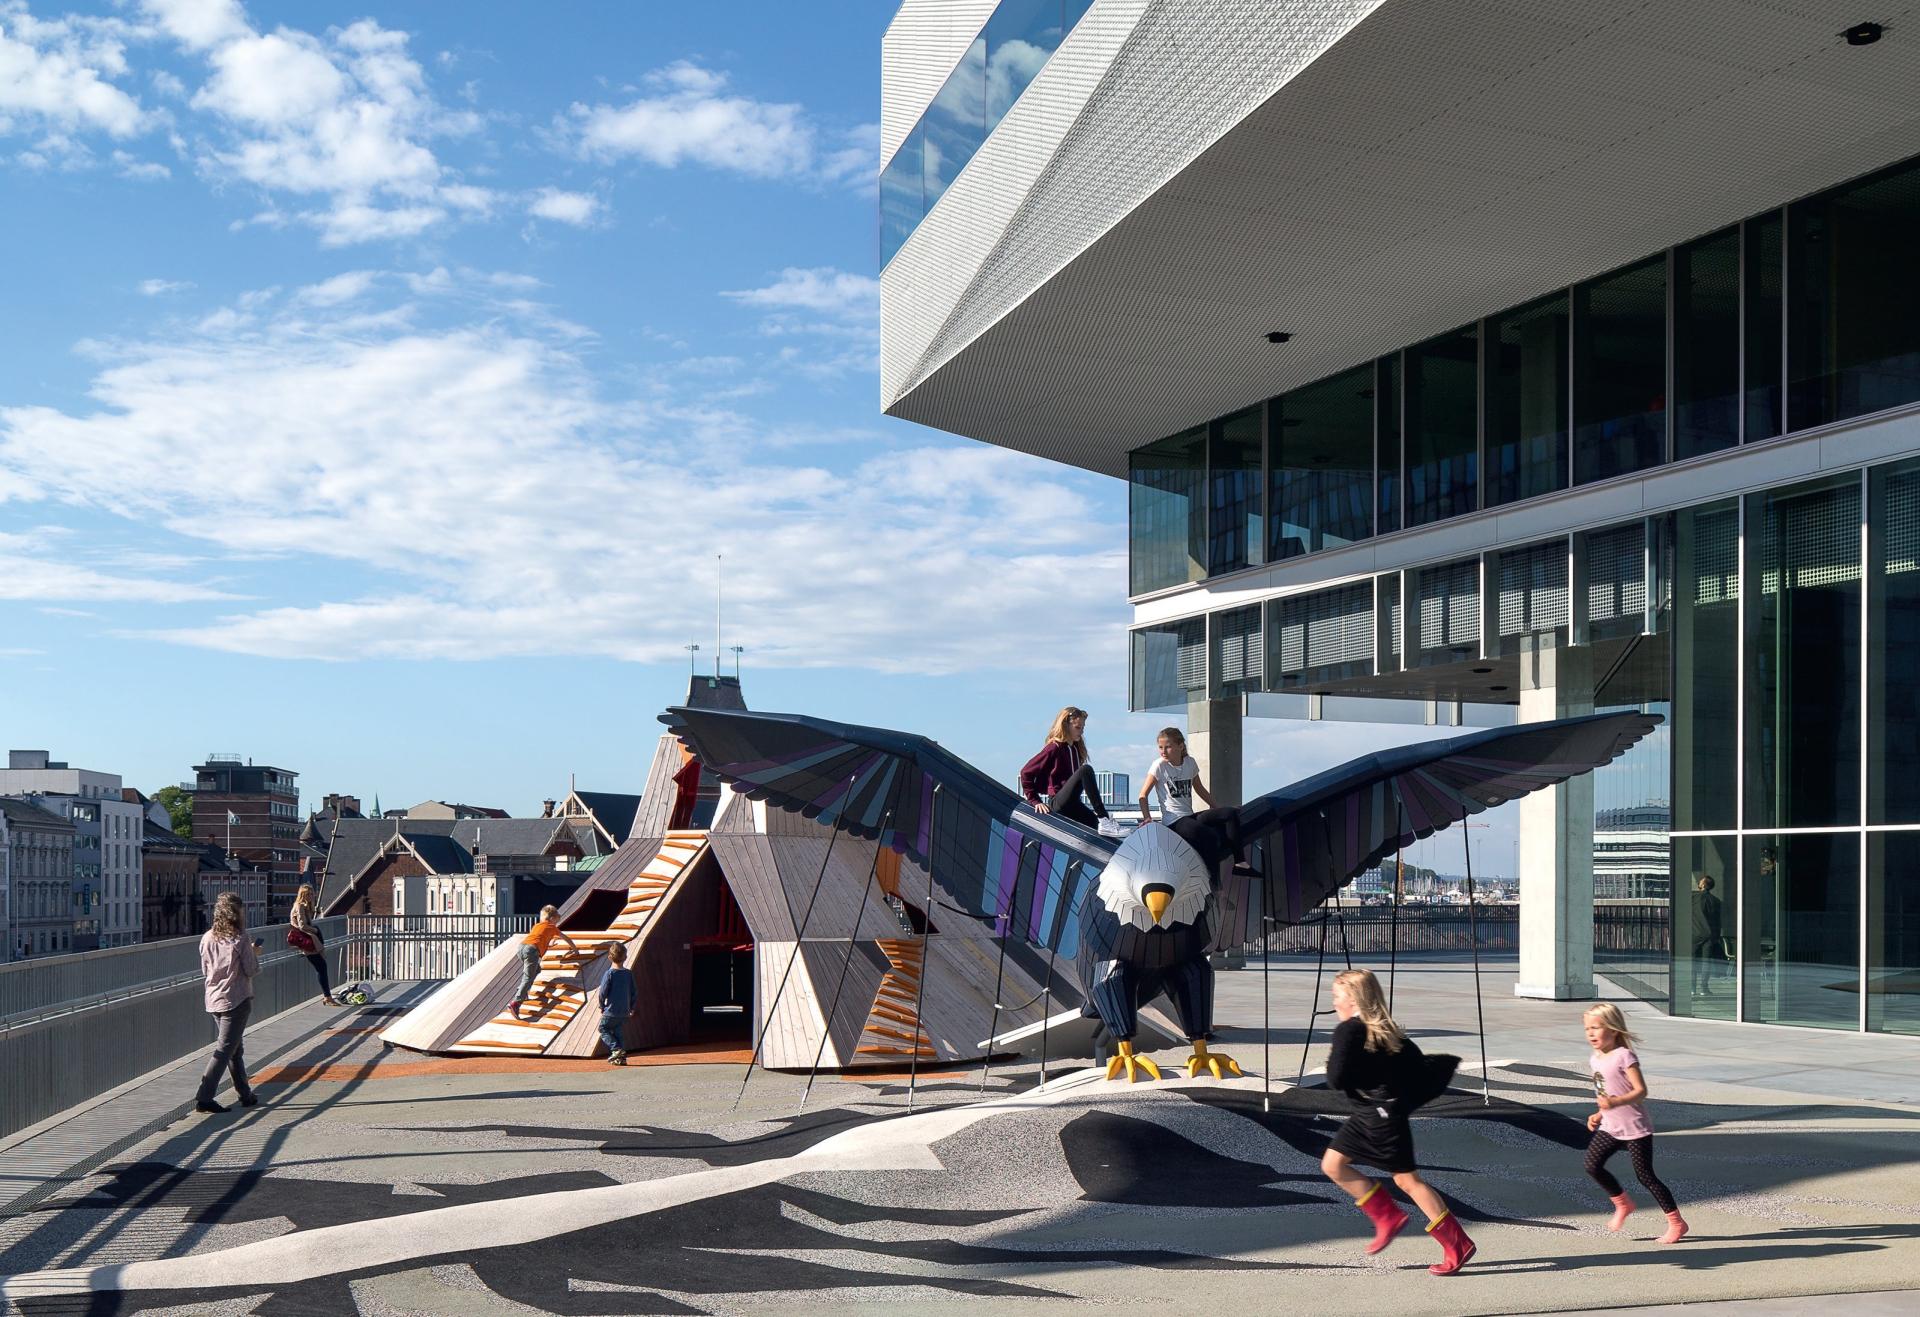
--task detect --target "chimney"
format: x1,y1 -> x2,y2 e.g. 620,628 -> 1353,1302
541,799 -> 555,818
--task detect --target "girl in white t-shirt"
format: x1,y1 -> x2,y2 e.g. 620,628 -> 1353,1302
1583,1003 -> 1687,1243
1138,727 -> 1214,823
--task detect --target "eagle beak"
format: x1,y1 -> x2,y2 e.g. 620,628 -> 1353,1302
1143,884 -> 1174,925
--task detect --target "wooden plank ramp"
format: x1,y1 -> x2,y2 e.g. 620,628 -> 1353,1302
449,832 -> 709,1056
854,938 -> 936,1062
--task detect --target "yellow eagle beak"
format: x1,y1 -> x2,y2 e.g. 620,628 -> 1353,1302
1144,889 -> 1172,924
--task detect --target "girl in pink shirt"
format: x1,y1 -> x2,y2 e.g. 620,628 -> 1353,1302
1583,1004 -> 1687,1243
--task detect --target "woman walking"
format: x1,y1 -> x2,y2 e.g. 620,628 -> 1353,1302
1019,706 -> 1112,829
289,884 -> 334,1007
195,892 -> 260,1115
1583,1004 -> 1688,1243
1318,968 -> 1473,1275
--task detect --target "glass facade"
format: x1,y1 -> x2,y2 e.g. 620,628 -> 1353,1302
880,0 -> 1091,266
1127,151 -> 1920,595
1209,406 -> 1263,575
1128,426 -> 1205,595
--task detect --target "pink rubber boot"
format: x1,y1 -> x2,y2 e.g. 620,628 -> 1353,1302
1660,1211 -> 1689,1244
1607,1192 -> 1634,1232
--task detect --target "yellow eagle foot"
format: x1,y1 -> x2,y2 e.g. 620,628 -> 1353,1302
1105,1042 -> 1161,1082
1184,1041 -> 1243,1080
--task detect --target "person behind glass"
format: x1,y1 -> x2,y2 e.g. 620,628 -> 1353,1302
289,883 -> 335,1007
194,891 -> 260,1114
1689,873 -> 1723,995
1138,726 -> 1214,824
1020,706 -> 1111,828
510,904 -> 583,1020
1319,968 -> 1475,1275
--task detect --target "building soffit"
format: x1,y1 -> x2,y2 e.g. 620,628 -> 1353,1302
880,0 -> 1920,477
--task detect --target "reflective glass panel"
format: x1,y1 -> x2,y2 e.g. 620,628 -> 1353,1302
1209,405 -> 1262,575
1744,211 -> 1783,441
1673,226 -> 1740,459
1271,582 -> 1373,689
1269,365 -> 1372,561
1491,539 -> 1568,657
878,128 -> 925,269
1673,501 -> 1738,832
1128,426 -> 1206,595
1870,459 -> 1920,823
985,0 -> 1063,119
1867,831 -> 1920,1034
921,35 -> 985,214
1591,685 -> 1672,1007
1744,476 -> 1861,829
1405,325 -> 1478,526
1410,557 -> 1480,667
1210,604 -> 1263,699
1574,255 -> 1667,484
1742,831 -> 1859,1029
1789,156 -> 1920,431
1672,837 -> 1736,1020
1130,618 -> 1206,711
1485,293 -> 1568,505
1377,355 -> 1401,535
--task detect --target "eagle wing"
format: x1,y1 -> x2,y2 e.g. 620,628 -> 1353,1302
1236,710 -> 1662,922
659,705 -> 1115,953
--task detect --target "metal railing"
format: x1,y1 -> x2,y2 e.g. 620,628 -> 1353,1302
343,914 -> 531,982
1260,903 -> 1522,955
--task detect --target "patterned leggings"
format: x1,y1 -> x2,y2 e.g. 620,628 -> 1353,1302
1585,1130 -> 1678,1213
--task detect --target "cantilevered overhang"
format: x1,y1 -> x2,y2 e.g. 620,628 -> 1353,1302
880,0 -> 1920,477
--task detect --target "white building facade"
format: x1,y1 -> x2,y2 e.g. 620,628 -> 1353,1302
1,752 -> 145,948
879,2 -> 1920,1033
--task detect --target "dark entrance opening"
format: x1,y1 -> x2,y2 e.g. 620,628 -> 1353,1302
690,877 -> 753,1041
561,886 -> 627,933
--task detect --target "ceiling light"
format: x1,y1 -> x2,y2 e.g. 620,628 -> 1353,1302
1265,331 -> 1293,344
1844,21 -> 1884,44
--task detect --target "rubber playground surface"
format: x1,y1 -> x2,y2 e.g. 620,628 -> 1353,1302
3,959 -> 1919,1315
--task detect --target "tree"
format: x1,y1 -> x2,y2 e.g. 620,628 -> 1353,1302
153,785 -> 195,839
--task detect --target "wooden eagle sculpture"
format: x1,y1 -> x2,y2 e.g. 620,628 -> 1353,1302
660,706 -> 1661,1083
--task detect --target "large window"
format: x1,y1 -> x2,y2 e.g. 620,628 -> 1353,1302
1485,294 -> 1568,505
1269,366 -> 1372,561
1410,558 -> 1480,667
1490,539 -> 1568,657
1788,156 -> 1920,432
1744,476 -> 1861,830
1130,618 -> 1206,710
1129,426 -> 1205,595
1869,459 -> 1920,823
1210,604 -> 1263,698
1574,256 -> 1668,484
1673,227 -> 1740,459
1405,326 -> 1478,526
1672,837 -> 1736,1021
1744,212 -> 1784,442
1376,355 -> 1401,535
1209,406 -> 1263,575
1742,831 -> 1859,1030
1672,502 -> 1738,831
1867,831 -> 1920,1035
1271,582 -> 1373,689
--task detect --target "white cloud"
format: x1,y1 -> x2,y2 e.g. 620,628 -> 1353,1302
724,267 -> 877,316
112,148 -> 168,179
565,61 -> 860,183
292,269 -> 376,305
0,531 -> 233,603
0,285 -> 1123,673
138,277 -> 193,295
0,3 -> 146,139
526,187 -> 600,226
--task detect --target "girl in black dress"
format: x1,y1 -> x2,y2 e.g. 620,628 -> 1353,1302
1318,968 -> 1474,1275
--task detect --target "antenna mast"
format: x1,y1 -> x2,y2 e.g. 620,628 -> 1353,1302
714,553 -> 723,679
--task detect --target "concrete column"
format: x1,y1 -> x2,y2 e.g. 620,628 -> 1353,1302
1186,696 -> 1243,807
1514,637 -> 1596,1000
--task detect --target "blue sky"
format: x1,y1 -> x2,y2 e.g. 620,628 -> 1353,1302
0,0 -> 1521,871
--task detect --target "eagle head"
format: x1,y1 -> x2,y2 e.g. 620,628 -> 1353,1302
1094,821 -> 1212,932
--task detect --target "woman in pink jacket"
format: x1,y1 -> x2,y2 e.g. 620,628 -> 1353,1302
195,892 -> 261,1114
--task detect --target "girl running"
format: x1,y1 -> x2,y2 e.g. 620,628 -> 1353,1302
1584,1003 -> 1687,1243
1319,968 -> 1473,1276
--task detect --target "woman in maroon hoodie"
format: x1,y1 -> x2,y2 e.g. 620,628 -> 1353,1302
1019,706 -> 1112,829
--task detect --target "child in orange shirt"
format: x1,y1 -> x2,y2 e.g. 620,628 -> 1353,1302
511,904 -> 584,1019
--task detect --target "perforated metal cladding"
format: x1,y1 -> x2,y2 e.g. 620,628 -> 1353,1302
1494,540 -> 1568,639
1175,620 -> 1206,688
1415,559 -> 1480,654
881,0 -> 1920,476
1885,464 -> 1920,575
1275,581 -> 1371,675
1213,604 -> 1262,686
1585,522 -> 1648,627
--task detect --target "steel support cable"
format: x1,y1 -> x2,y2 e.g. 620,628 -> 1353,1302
799,785 -> 902,1112
1462,818 -> 1492,1105
906,785 -> 942,1112
731,772 -> 854,1111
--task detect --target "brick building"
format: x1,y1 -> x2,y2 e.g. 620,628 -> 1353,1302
190,756 -> 300,921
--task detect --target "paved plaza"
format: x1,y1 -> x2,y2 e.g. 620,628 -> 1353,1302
3,957 -> 1919,1315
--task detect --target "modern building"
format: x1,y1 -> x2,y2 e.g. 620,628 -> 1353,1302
190,756 -> 300,921
0,752 -> 144,948
878,2 -> 1920,1034
0,797 -> 76,958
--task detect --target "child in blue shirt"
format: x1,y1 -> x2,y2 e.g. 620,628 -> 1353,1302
598,942 -> 636,1065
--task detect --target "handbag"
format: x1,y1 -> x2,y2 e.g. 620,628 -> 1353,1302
287,928 -> 317,954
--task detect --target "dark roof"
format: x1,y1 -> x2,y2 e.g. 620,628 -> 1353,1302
684,673 -> 748,711
571,791 -> 643,845
142,820 -> 201,851
0,796 -> 75,830
567,821 -> 604,855
318,818 -> 460,910
403,833 -> 475,874
449,817 -> 572,857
